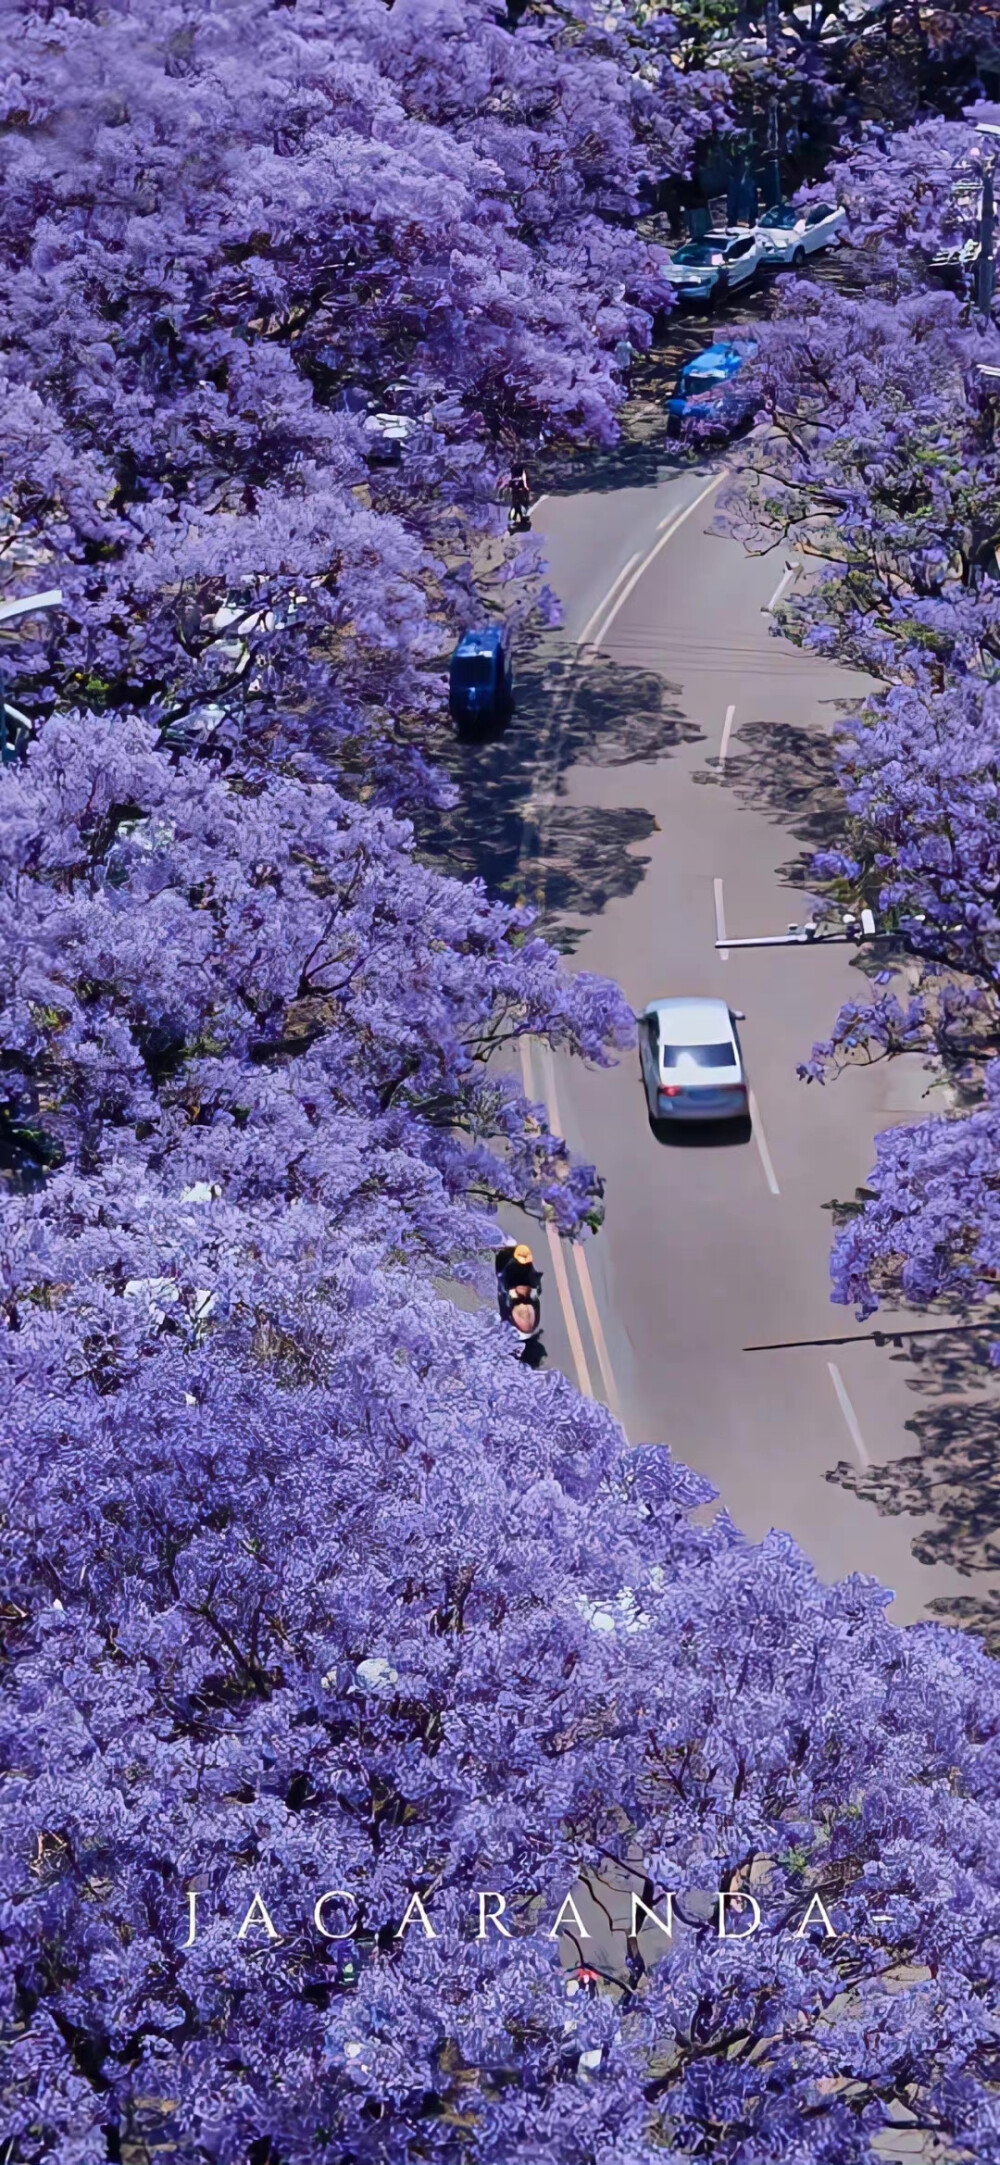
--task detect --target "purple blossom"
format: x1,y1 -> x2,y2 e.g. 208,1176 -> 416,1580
5,8 -> 1000,2159
719,114 -> 1000,1325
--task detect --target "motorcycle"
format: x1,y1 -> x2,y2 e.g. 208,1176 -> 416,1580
495,1243 -> 544,1364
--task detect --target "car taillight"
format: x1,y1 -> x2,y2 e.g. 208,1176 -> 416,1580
659,1086 -> 683,1098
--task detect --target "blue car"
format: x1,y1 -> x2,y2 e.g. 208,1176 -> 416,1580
666,342 -> 755,438
448,627 -> 513,728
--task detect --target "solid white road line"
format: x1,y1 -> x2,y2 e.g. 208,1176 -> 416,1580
827,1362 -> 870,1469
544,1220 -> 595,1399
573,1247 -> 623,1423
765,563 -> 795,615
518,1038 -> 595,1397
577,553 -> 641,648
713,876 -> 728,961
590,471 -> 726,650
656,471 -> 722,532
748,1091 -> 780,1196
719,702 -> 736,770
537,1042 -> 624,1423
515,531 -> 639,898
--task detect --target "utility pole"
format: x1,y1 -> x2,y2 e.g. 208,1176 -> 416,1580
980,162 -> 997,318
763,0 -> 781,210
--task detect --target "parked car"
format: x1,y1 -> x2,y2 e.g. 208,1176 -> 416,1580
663,229 -> 765,305
363,411 -> 420,464
448,627 -> 513,727
755,200 -> 845,267
928,182 -> 980,279
929,236 -> 980,285
666,341 -> 756,439
639,997 -> 749,1125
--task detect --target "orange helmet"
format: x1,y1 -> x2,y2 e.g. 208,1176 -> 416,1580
513,1244 -> 534,1266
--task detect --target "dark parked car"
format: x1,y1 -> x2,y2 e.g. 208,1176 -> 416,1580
448,628 -> 513,727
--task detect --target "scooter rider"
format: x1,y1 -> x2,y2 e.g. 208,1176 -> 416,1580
495,1241 -> 544,1361
496,1241 -> 541,1300
507,459 -> 532,530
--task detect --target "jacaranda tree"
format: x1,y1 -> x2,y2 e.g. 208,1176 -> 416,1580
0,0 -> 725,786
719,109 -> 1000,1325
6,9 -> 1000,2164
7,1074 -> 1000,2161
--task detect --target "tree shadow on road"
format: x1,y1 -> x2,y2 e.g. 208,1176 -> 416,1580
538,437 -> 686,499
414,642 -> 700,929
826,1325 -> 1000,1653
700,718 -> 849,892
533,803 -> 659,921
720,721 -> 1000,1647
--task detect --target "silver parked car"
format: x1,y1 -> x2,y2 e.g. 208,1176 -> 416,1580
639,996 -> 749,1124
755,200 -> 845,268
663,229 -> 765,304
363,411 -> 420,464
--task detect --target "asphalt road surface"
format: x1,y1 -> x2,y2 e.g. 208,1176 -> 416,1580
512,454 -> 984,1630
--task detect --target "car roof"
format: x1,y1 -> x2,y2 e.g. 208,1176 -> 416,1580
686,343 -> 742,372
645,996 -> 735,1043
454,628 -> 503,657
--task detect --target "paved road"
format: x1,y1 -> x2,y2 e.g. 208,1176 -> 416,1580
516,456 -> 980,1628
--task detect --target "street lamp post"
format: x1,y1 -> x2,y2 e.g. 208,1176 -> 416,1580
714,907 -> 989,957
715,908 -> 876,952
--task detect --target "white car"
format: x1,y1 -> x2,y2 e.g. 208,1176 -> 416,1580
363,411 -> 420,464
639,997 -> 749,1125
663,230 -> 765,304
930,236 -> 980,274
755,200 -> 845,268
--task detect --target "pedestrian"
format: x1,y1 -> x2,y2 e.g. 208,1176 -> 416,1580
507,460 -> 532,530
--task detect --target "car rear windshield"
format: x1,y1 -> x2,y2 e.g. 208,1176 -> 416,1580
760,207 -> 798,228
661,1042 -> 734,1068
682,369 -> 729,391
452,656 -> 495,686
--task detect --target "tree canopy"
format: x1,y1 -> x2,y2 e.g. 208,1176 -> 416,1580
5,7 -> 1000,2163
